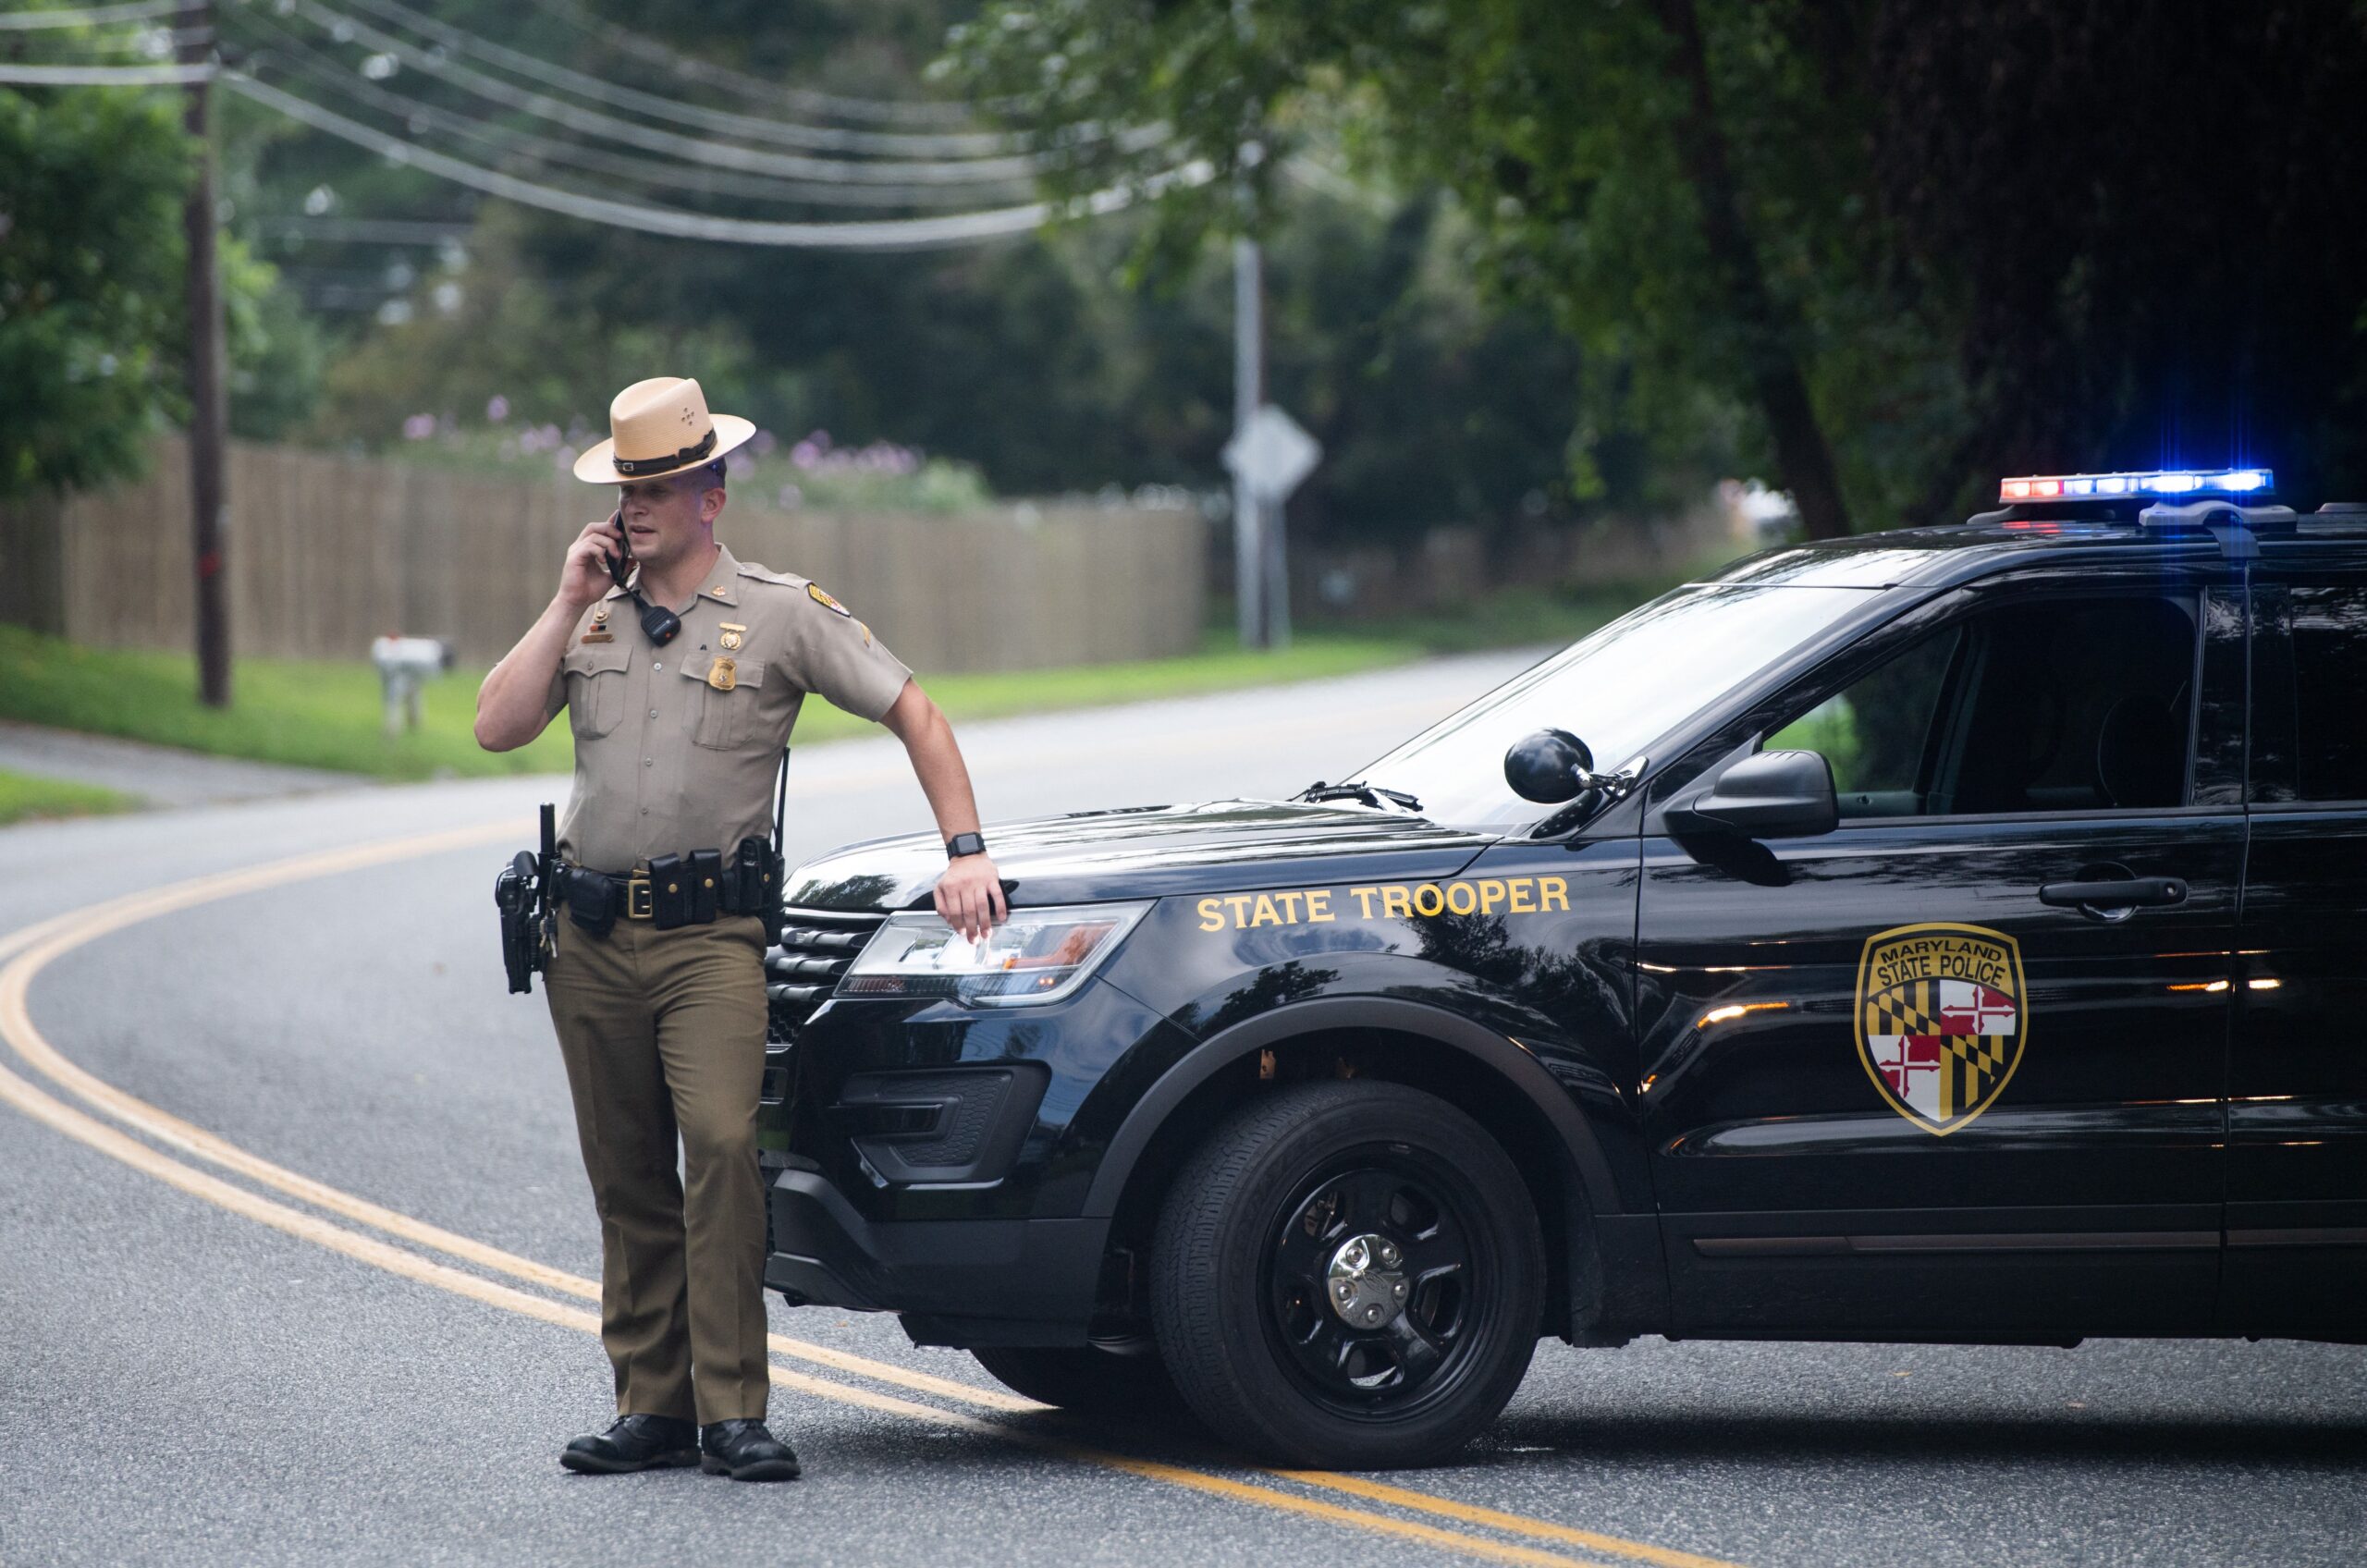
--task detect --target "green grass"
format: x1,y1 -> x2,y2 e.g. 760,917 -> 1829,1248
0,623 -> 576,781
0,768 -> 138,827
0,621 -> 1428,781
0,573 -> 1680,784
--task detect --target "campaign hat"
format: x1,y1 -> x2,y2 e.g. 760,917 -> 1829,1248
571,376 -> 755,484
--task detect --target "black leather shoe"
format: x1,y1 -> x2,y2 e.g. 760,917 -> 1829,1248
700,1418 -> 802,1481
559,1414 -> 700,1475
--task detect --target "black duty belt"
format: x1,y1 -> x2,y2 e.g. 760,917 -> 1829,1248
557,839 -> 776,937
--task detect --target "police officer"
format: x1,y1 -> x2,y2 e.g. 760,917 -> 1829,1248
473,376 -> 1007,1481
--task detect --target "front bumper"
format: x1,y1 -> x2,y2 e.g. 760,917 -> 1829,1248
765,1168 -> 1110,1348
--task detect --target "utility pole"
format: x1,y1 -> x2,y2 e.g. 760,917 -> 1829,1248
1232,234 -> 1266,650
179,0 -> 232,706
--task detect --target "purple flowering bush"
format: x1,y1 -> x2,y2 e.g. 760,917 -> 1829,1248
386,411 -> 991,511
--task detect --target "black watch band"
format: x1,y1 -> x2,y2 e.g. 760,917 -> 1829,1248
945,831 -> 987,860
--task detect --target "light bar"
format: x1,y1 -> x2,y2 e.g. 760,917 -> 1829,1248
1999,469 -> 2273,503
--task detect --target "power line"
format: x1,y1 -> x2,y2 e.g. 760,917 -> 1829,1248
234,18 -> 1032,210
332,0 -> 1024,160
273,0 -> 1100,187
522,0 -> 990,129
228,72 -> 1212,250
251,214 -> 472,242
0,0 -> 181,28
0,59 -> 213,82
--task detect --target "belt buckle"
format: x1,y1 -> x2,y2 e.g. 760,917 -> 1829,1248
625,874 -> 654,920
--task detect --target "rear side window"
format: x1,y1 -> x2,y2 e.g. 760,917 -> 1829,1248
2256,582 -> 2367,803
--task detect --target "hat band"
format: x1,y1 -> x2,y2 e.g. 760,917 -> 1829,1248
612,427 -> 717,477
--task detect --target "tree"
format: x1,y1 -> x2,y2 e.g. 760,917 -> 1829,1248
0,85 -> 321,498
950,0 -> 2367,531
947,0 -> 1876,536
0,88 -> 191,498
1864,2 -> 2367,511
233,0 -> 1608,540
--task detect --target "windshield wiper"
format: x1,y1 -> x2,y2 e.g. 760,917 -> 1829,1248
1296,780 -> 1424,814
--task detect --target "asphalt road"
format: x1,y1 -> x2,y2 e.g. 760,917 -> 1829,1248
1,649 -> 2361,1568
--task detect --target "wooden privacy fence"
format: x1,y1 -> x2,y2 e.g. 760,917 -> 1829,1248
0,436 -> 1206,671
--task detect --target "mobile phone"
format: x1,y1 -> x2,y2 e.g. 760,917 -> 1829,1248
603,508 -> 632,590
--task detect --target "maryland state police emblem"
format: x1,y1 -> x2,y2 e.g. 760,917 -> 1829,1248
1855,922 -> 2027,1135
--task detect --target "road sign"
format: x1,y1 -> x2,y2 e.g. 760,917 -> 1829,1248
1223,403 -> 1321,502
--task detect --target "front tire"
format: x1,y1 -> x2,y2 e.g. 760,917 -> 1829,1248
1150,1081 -> 1545,1468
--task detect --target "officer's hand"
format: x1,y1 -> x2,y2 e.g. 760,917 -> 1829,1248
558,517 -> 623,610
936,854 -> 1006,943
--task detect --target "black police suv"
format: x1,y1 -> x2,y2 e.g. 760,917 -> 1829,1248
759,471 -> 2367,1468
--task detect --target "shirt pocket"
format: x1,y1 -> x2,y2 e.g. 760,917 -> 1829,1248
681,653 -> 767,750
559,640 -> 633,738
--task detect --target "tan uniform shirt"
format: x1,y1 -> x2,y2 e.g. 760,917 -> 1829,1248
545,543 -> 912,871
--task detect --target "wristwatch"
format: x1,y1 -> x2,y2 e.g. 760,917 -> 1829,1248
945,831 -> 987,860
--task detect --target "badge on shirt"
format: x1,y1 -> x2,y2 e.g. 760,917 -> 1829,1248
808,583 -> 852,617
718,622 -> 746,652
707,656 -> 738,692
580,631 -> 614,643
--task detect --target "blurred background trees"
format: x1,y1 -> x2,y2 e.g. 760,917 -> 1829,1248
6,0 -> 2364,533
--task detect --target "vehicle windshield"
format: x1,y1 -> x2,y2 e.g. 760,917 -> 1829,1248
1344,583 -> 1881,830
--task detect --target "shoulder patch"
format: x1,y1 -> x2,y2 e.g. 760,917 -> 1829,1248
806,582 -> 852,617
734,561 -> 804,589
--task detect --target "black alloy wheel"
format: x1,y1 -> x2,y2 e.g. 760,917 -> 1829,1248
1268,1161 -> 1479,1416
1150,1081 -> 1545,1468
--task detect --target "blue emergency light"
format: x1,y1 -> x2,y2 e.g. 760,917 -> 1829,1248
1999,469 -> 2272,503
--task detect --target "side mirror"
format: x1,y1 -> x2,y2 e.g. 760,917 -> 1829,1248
1504,728 -> 1594,803
1664,749 -> 1838,839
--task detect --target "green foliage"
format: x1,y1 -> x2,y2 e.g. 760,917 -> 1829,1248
1767,694 -> 1864,790
0,768 -> 136,827
224,235 -> 332,441
949,0 -> 2367,522
0,619 -> 1429,780
211,0 -> 2367,557
947,0 -> 1800,512
1864,5 -> 2367,508
0,88 -> 190,498
292,209 -> 757,453
0,621 -> 573,780
222,0 -> 1600,544
0,82 -> 329,493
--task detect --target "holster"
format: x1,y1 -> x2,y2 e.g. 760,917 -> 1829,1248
724,834 -> 783,935
559,865 -> 619,937
493,851 -> 540,995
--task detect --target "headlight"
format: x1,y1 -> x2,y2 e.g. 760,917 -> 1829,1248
839,901 -> 1151,1008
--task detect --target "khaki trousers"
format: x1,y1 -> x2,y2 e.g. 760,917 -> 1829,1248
545,911 -> 770,1425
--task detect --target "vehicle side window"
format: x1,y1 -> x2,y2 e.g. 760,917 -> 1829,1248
1762,594 -> 2199,819
1765,629 -> 1958,817
2256,582 -> 2367,803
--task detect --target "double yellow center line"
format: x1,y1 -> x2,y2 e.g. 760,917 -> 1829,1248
0,823 -> 1738,1568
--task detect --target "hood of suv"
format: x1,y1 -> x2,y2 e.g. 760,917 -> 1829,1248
783,800 -> 1496,911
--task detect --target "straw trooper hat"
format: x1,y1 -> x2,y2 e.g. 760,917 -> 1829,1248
571,376 -> 756,484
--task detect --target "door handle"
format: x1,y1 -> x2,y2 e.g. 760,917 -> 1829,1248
2038,876 -> 2188,909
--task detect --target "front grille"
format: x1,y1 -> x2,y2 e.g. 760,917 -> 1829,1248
766,906 -> 886,1041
